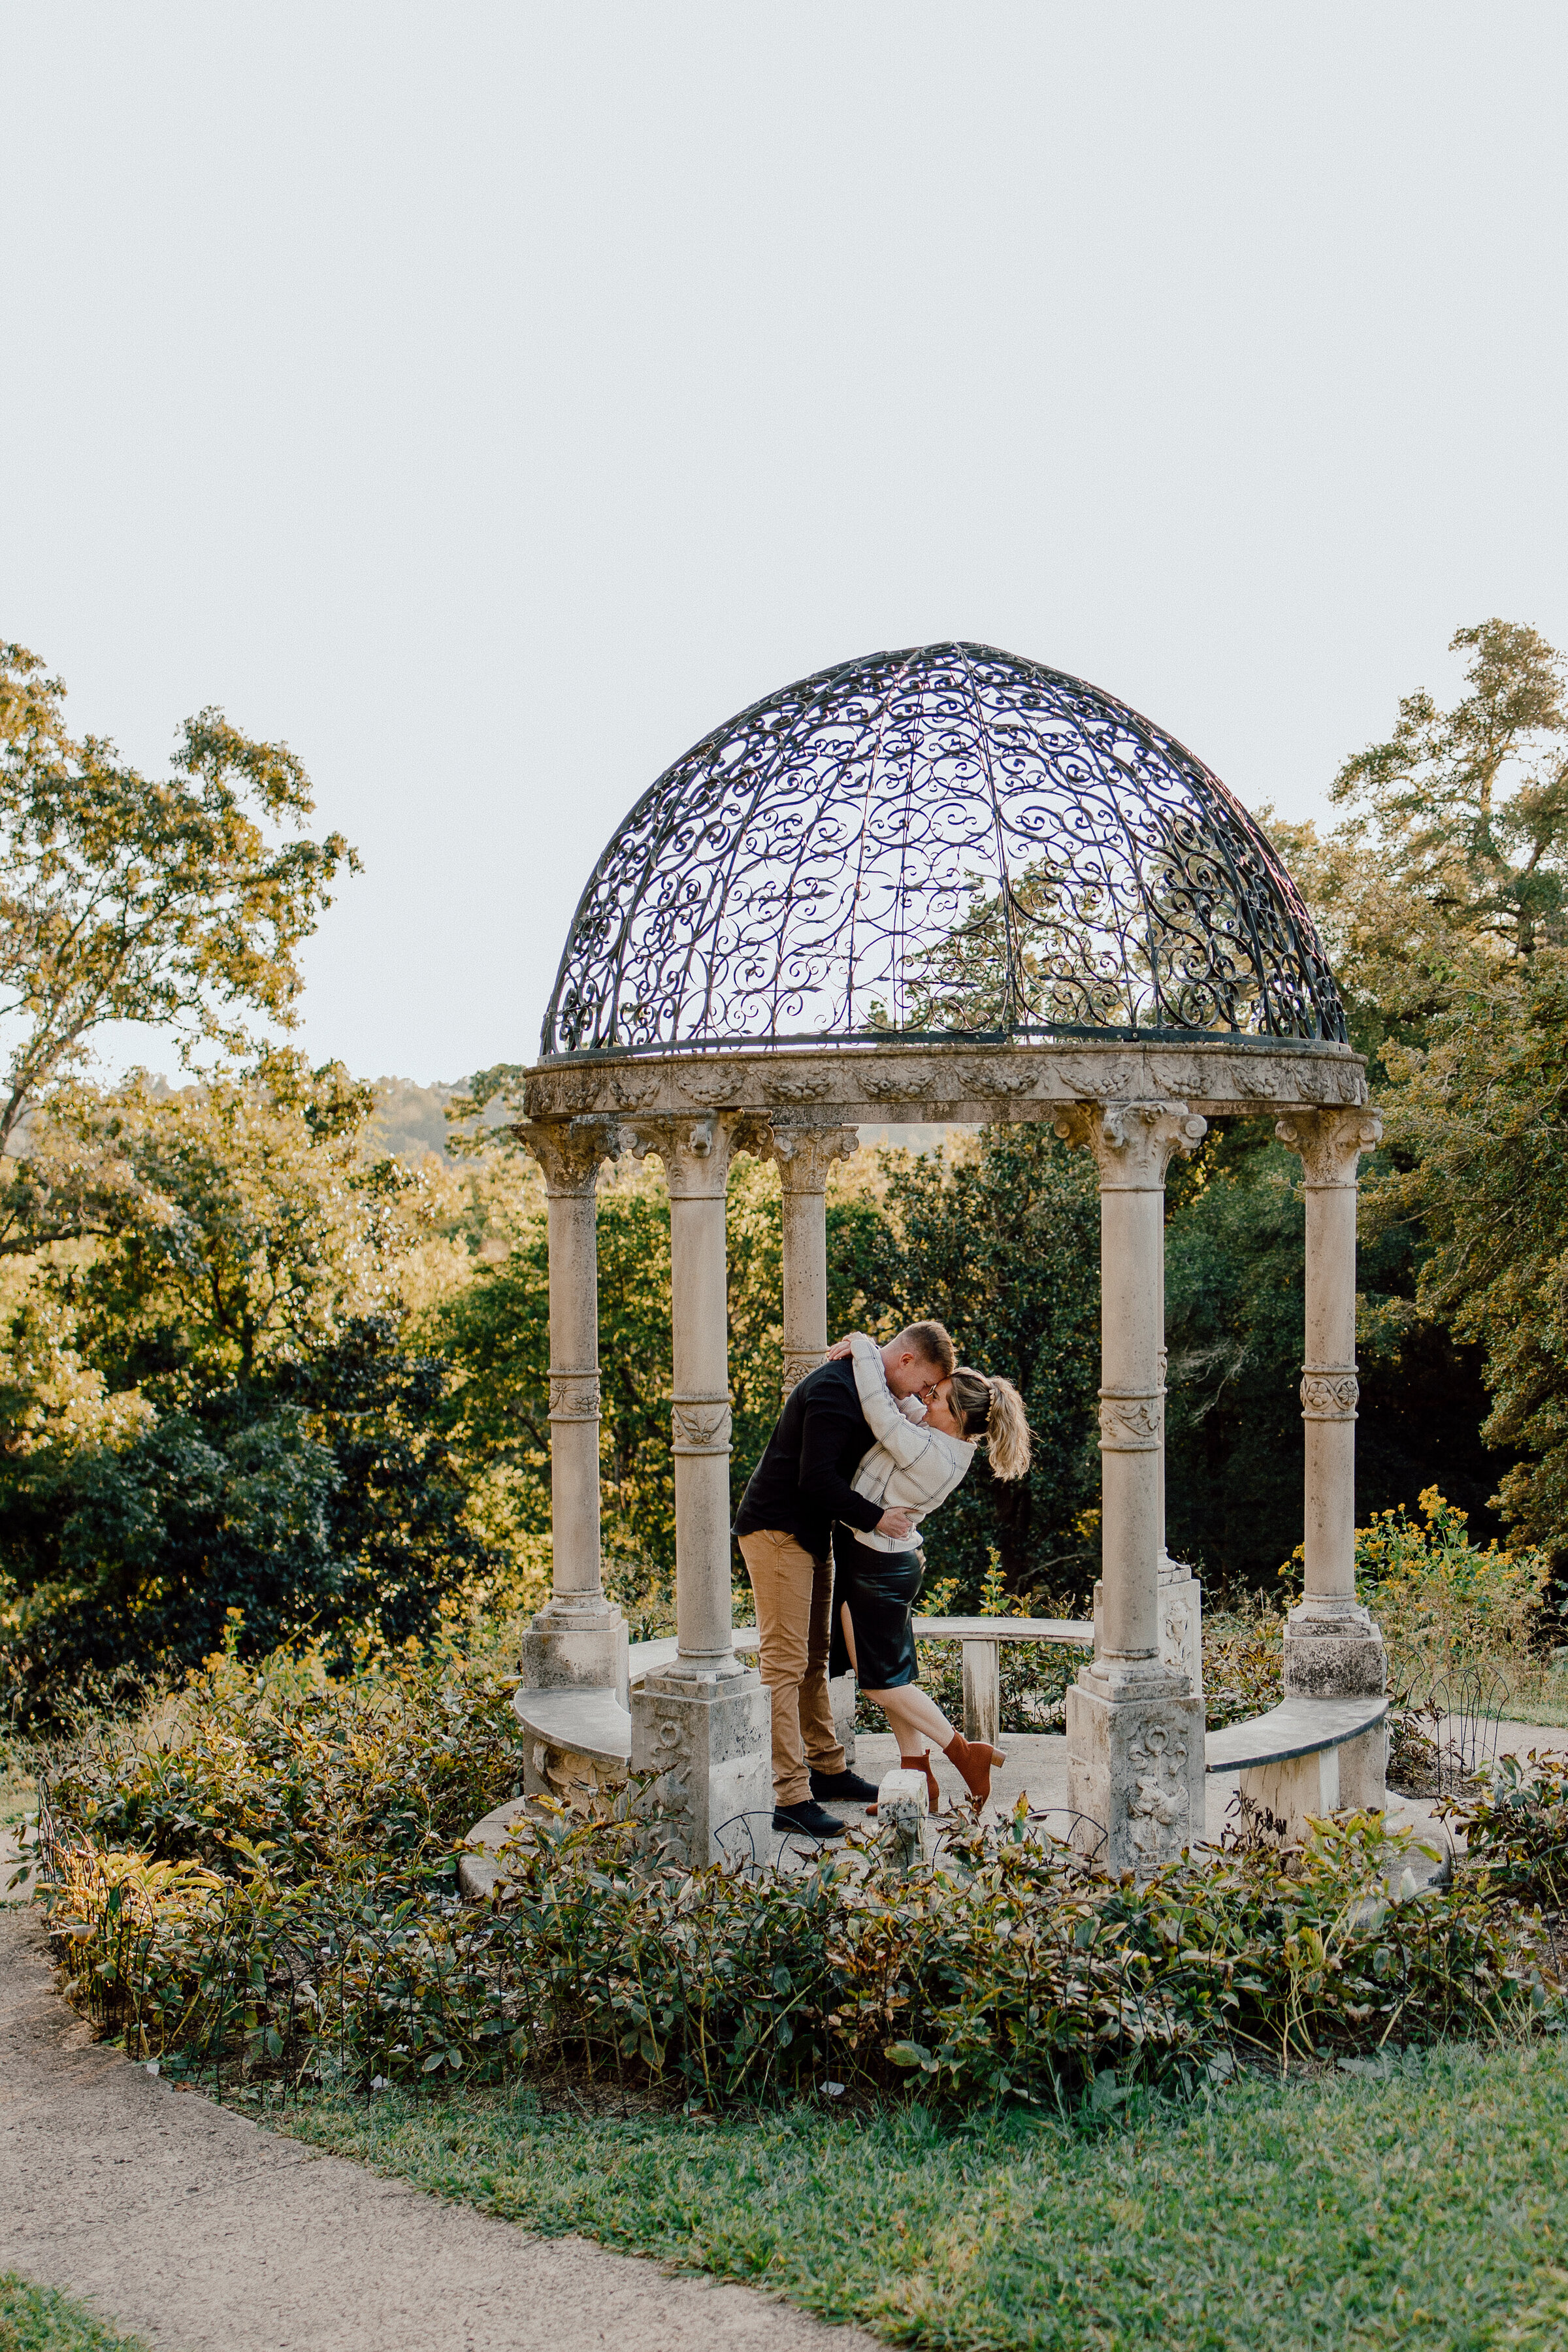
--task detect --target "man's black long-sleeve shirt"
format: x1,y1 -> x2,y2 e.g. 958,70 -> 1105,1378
733,1357 -> 886,1561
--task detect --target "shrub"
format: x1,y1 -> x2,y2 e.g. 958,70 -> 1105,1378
25,1641 -> 1568,2115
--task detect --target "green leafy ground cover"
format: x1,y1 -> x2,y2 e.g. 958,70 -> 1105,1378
278,2043 -> 1568,2351
0,2276 -> 146,2352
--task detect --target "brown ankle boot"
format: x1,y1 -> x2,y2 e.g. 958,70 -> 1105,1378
943,1731 -> 1006,1805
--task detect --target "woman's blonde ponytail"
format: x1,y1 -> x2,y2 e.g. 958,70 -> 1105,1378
984,1374 -> 1031,1480
948,1367 -> 1032,1480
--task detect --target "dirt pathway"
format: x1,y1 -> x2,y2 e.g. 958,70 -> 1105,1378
0,1905 -> 872,2352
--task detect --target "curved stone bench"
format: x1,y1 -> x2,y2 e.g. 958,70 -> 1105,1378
498,1615 -> 1096,1844
512,1685 -> 634,1811
1205,1693 -> 1390,1842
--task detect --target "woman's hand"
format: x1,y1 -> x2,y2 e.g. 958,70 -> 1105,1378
824,1335 -> 856,1361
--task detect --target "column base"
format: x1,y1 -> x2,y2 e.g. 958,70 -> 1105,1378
630,1667 -> 773,1865
1282,1599 -> 1386,1700
522,1597 -> 630,1707
1066,1659 -> 1205,1872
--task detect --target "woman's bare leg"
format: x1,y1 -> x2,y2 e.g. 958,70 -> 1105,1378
841,1604 -> 958,1750
866,1682 -> 955,1752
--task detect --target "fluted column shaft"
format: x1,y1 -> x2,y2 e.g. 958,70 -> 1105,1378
1059,1101 -> 1206,1670
629,1114 -> 768,1678
1058,1100 -> 1207,1871
512,1118 -> 627,1697
770,1122 -> 859,1399
1275,1110 -> 1386,1697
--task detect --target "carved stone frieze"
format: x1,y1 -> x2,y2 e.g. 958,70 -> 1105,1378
1124,1723 -> 1194,1865
1300,1367 -> 1360,1421
1098,1390 -> 1162,1451
1275,1108 -> 1384,1188
671,1396 -> 734,1454
548,1372 -> 602,1422
522,1038 -> 1368,1127
1055,1100 -> 1208,1191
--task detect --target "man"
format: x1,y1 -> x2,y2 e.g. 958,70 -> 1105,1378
734,1320 -> 957,1839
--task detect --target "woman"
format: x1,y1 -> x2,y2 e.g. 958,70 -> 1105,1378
825,1331 -> 1032,1809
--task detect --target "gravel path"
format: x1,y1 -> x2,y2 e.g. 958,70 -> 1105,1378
0,1904 -> 872,2352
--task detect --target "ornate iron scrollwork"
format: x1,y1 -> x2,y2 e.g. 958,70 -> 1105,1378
542,642 -> 1347,1058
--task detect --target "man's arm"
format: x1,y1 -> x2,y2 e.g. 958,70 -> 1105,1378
796,1382 -> 887,1535
848,1333 -> 944,1465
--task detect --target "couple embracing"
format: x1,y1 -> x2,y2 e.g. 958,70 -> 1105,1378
734,1321 -> 1031,1840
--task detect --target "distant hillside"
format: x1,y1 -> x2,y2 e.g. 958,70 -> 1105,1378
364,1077 -> 460,1164
361,1083 -> 977,1169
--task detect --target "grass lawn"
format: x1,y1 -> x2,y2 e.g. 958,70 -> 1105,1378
277,2041 -> 1568,2351
0,2276 -> 146,2352
0,1773 -> 35,1834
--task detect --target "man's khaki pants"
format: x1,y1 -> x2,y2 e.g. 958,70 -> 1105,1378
738,1528 -> 846,1807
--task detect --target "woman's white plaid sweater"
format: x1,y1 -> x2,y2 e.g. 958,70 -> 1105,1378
845,1332 -> 976,1552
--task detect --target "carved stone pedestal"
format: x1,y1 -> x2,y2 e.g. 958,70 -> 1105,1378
875,1766 -> 932,1871
1158,1557 -> 1204,1702
630,1667 -> 773,1865
521,1597 -> 630,1706
1066,1661 -> 1205,1872
1283,1597 -> 1386,1701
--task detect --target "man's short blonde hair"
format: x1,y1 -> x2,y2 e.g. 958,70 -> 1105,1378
892,1320 -> 956,1376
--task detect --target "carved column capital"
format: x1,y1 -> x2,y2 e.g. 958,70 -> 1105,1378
512,1116 -> 621,1196
1274,1108 -> 1383,1188
768,1120 -> 860,1194
1054,1100 -> 1208,1190
621,1111 -> 769,1198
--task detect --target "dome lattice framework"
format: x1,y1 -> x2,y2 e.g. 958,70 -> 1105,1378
542,642 -> 1346,1058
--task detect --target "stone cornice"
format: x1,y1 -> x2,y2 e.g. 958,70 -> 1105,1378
523,1037 -> 1367,1127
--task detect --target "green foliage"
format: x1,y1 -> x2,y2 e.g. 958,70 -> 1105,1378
1372,951 -> 1568,1558
1351,1487 -> 1551,1695
0,1060 -> 502,1720
1200,1602 -> 1285,1734
0,2275 -> 148,2352
1164,1122 -> 1505,1591
0,640 -> 357,1164
839,1129 -> 1102,1603
32,1643 -> 1568,2114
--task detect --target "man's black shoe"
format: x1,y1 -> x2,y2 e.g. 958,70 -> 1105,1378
772,1801 -> 847,1840
809,1768 -> 879,1803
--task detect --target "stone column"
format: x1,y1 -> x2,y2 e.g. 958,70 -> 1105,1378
623,1113 -> 772,1861
1275,1111 -> 1386,1746
513,1118 -> 629,1704
1058,1100 -> 1208,1870
770,1122 -> 860,1399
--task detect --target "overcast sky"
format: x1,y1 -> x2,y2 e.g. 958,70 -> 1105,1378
5,3 -> 1565,1085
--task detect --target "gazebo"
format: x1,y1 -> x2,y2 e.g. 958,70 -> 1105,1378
506,642 -> 1388,1870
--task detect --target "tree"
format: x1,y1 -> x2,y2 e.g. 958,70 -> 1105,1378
830,1128 -> 1103,1604
0,1062 -> 498,1718
1269,621 -> 1568,1069
1369,953 -> 1568,1559
0,640 -> 358,1162
1162,1123 -> 1505,1592
23,1054 -> 425,1393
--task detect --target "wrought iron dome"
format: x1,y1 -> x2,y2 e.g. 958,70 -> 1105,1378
542,642 -> 1346,1059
